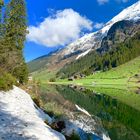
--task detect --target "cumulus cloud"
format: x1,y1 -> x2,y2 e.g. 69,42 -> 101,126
97,0 -> 109,5
27,9 -> 93,47
94,22 -> 104,29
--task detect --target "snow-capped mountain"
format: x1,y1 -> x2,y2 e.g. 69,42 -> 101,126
28,1 -> 140,73
61,0 -> 140,57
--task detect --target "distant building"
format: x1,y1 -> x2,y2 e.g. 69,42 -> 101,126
28,76 -> 33,81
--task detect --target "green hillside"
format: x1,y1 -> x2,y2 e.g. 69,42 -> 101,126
88,56 -> 140,80
28,56 -> 50,73
53,56 -> 140,111
27,51 -> 58,73
31,69 -> 57,82
57,55 -> 140,87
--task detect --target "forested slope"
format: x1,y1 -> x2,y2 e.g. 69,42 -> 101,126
57,20 -> 140,78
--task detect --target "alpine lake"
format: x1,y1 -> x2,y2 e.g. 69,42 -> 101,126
34,84 -> 140,140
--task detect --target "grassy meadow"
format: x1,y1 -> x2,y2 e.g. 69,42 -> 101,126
31,69 -> 57,83
56,56 -> 140,88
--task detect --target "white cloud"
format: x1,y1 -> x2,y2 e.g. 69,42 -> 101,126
94,22 -> 104,29
27,9 -> 93,47
97,0 -> 109,5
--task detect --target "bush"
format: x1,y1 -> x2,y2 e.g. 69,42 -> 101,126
44,102 -> 63,118
49,78 -> 56,82
0,70 -> 16,91
12,63 -> 28,84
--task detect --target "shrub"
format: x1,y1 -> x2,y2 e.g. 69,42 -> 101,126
12,63 -> 28,84
49,78 -> 56,82
0,70 -> 16,91
44,102 -> 63,118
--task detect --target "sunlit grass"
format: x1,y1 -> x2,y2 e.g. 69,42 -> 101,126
55,56 -> 140,89
32,69 -> 57,83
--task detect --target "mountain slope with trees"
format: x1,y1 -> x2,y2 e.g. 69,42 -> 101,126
57,20 -> 140,78
28,1 -> 140,81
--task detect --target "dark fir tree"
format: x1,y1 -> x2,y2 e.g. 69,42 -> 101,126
0,0 -> 28,90
0,0 -> 4,38
0,0 -> 5,69
4,0 -> 28,83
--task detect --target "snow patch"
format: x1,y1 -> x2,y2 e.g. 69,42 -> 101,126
103,134 -> 111,140
75,104 -> 91,117
0,86 -> 65,140
76,49 -> 91,60
61,1 -> 140,58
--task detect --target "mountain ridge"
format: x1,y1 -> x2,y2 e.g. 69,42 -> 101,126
28,1 -> 140,73
61,0 -> 140,57
58,20 -> 140,77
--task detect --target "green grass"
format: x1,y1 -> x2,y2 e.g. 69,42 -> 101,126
31,69 -> 57,83
32,54 -> 140,88
88,56 -> 140,79
56,56 -> 140,89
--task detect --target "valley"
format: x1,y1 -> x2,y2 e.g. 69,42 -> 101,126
26,52 -> 140,140
27,4 -> 140,139
1,0 -> 140,139
56,55 -> 140,88
27,55 -> 140,139
32,55 -> 140,111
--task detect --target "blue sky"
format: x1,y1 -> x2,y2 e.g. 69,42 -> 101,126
24,0 -> 138,62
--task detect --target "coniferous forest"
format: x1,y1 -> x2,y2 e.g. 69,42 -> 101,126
0,0 -> 28,90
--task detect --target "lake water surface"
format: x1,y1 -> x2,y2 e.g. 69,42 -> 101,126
38,84 -> 140,140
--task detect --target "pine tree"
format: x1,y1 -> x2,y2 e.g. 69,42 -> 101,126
0,0 -> 3,20
0,0 -> 28,90
0,0 -> 5,70
4,0 -> 28,83
0,0 -> 4,38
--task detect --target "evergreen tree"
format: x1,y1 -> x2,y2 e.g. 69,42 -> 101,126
0,0 -> 4,38
5,0 -> 27,50
0,0 -> 5,70
0,0 -> 3,21
0,0 -> 28,90
4,0 -> 28,83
